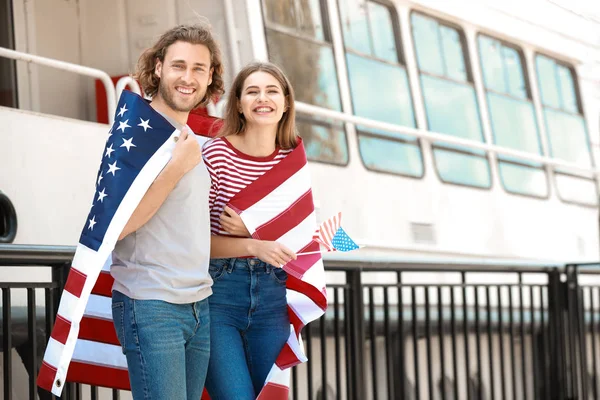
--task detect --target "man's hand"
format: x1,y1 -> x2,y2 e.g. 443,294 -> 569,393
171,129 -> 202,175
220,205 -> 251,237
248,241 -> 297,268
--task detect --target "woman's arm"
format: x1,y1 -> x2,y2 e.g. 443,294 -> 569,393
210,235 -> 296,267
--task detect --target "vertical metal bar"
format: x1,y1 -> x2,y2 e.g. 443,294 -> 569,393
112,388 -> 120,400
462,273 -> 471,400
451,285 -> 459,400
27,288 -> 37,400
3,287 -> 13,400
425,286 -> 433,399
474,286 -> 482,400
509,284 -> 517,400
292,364 -> 298,400
595,287 -> 600,400
384,286 -> 393,399
548,269 -> 565,399
397,271 -> 405,400
575,269 -> 589,400
320,307 -> 328,400
348,270 -> 365,400
497,286 -> 507,400
368,287 -> 377,400
333,288 -> 341,400
566,266 -> 580,398
438,286 -> 446,400
90,386 -> 98,400
519,274 -> 528,400
307,322 -> 314,400
344,284 -> 352,400
412,286 -> 420,400
529,285 -> 539,400
539,286 -> 550,400
486,286 -> 495,400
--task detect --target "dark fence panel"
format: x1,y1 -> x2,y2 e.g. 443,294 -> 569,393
1,245 -> 599,399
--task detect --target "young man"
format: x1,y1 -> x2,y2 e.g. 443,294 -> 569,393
110,24 -> 224,399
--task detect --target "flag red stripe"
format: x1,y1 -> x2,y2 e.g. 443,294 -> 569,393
253,189 -> 314,241
284,241 -> 320,280
79,316 -> 119,345
64,268 -> 87,298
256,382 -> 290,400
51,314 -> 71,345
287,306 -> 304,335
67,361 -> 130,390
286,276 -> 328,311
92,271 -> 114,297
37,361 -> 57,392
228,141 -> 307,212
275,342 -> 302,370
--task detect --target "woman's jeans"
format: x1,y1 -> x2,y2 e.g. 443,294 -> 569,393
205,258 -> 290,400
111,290 -> 210,400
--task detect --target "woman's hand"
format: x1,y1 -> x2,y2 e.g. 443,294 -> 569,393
220,205 -> 251,237
248,240 -> 297,268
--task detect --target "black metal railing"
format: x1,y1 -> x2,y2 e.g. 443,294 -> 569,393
2,245 -> 600,399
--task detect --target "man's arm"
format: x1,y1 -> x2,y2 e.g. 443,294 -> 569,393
210,235 -> 296,267
118,130 -> 200,240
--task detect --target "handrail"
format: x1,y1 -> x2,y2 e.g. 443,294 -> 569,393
115,76 -> 142,101
0,47 -> 117,124
0,244 -> 75,265
295,101 -> 600,177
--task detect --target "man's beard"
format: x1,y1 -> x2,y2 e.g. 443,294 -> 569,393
158,80 -> 204,112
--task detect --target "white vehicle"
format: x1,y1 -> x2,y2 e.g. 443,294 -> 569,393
0,1 -> 599,399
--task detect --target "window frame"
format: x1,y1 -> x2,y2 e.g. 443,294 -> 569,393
476,33 -> 553,199
550,171 -> 598,207
477,34 -> 533,101
496,159 -> 550,199
534,52 -> 596,207
430,144 -> 492,190
410,11 -> 490,189
261,0 -> 350,167
410,10 -> 475,85
339,0 -> 406,65
356,130 -> 426,179
337,0 -> 423,178
296,114 -> 351,167
534,53 -> 584,115
262,0 -> 333,44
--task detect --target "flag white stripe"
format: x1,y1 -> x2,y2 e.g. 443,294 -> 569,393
72,340 -> 127,369
56,291 -> 79,324
241,165 -> 311,234
286,291 -> 325,324
276,212 -> 317,250
43,337 -> 65,372
83,294 -> 113,320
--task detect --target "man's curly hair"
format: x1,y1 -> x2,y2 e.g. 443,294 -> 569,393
135,24 -> 225,106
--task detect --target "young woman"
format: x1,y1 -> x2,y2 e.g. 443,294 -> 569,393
202,62 -> 302,399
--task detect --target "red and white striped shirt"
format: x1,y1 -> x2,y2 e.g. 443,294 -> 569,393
202,137 -> 292,235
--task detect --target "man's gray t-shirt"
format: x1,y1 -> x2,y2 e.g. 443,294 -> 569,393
111,112 -> 212,304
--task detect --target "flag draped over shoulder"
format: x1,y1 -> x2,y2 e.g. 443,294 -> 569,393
37,90 -> 182,395
224,139 -> 327,399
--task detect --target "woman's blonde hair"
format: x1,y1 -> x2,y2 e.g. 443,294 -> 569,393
218,62 -> 298,149
135,24 -> 225,106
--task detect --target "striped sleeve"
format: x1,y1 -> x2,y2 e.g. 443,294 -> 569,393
202,138 -> 292,236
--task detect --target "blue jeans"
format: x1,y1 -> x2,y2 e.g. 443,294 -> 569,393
205,258 -> 290,400
111,290 -> 210,400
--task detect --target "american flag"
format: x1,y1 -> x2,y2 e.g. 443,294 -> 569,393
37,90 -> 184,395
313,212 -> 360,252
222,139 -> 327,399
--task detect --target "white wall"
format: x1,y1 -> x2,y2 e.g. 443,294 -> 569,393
0,106 -> 107,245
